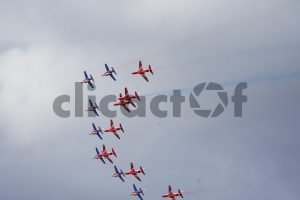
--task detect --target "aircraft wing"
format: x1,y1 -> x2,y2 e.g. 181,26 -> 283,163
89,99 -> 94,107
88,80 -> 94,88
99,157 -> 106,164
113,132 -> 121,139
134,174 -> 141,182
95,148 -> 105,164
109,74 -> 116,81
133,184 -> 138,192
96,132 -> 102,140
118,174 -> 125,182
95,147 -> 100,155
141,74 -> 149,82
92,123 -> 97,131
84,71 -> 88,79
93,109 -> 99,116
105,64 -> 110,72
130,101 -> 136,108
114,166 -> 119,174
121,104 -> 131,112
106,156 -> 113,164
137,193 -> 143,200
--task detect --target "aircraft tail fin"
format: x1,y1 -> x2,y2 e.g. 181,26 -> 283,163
135,91 -> 140,101
120,169 -> 125,177
96,128 -> 103,140
112,148 -> 117,157
98,126 -> 103,134
140,167 -> 145,175
140,188 -> 144,196
90,74 -> 94,82
111,67 -> 117,75
148,65 -> 153,75
120,123 -> 124,133
178,190 -> 183,198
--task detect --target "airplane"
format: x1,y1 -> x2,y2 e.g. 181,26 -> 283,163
114,95 -> 134,113
130,184 -> 144,200
87,99 -> 99,116
89,123 -> 103,140
102,63 -> 117,81
162,185 -> 184,200
112,165 -> 125,182
81,71 -> 95,88
125,162 -> 145,182
103,119 -> 124,139
131,61 -> 153,82
118,87 -> 140,102
93,144 -> 117,164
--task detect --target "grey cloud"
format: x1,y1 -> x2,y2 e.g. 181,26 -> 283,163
0,0 -> 300,200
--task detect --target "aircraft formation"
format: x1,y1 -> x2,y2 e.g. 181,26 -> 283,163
81,61 -> 183,200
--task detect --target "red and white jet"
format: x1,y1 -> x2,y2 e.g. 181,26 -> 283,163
162,185 -> 183,200
114,94 -> 135,112
132,61 -> 153,82
125,162 -> 145,182
103,119 -> 124,139
93,144 -> 117,164
118,87 -> 140,102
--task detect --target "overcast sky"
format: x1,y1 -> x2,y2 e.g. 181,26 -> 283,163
0,0 -> 300,200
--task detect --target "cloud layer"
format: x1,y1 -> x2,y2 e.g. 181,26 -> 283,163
0,0 -> 299,200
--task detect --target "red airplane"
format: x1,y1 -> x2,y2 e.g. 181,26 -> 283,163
93,144 -> 117,164
132,61 -> 153,82
114,94 -> 135,112
125,162 -> 145,182
162,185 -> 183,200
103,119 -> 124,139
118,87 -> 140,102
